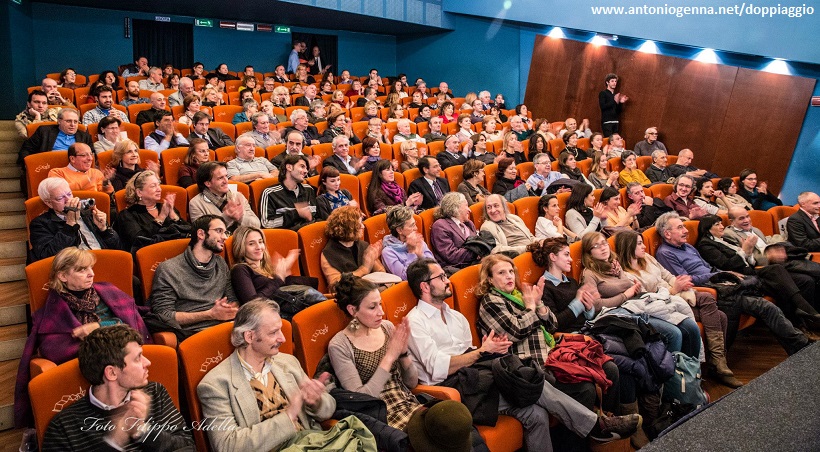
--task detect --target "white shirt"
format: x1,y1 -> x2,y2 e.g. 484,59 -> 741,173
406,300 -> 475,385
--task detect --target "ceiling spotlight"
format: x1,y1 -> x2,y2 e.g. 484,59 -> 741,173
548,27 -> 565,39
695,48 -> 719,64
638,40 -> 658,54
591,35 -> 609,46
763,59 -> 791,75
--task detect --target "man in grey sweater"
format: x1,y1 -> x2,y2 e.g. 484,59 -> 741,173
148,214 -> 238,341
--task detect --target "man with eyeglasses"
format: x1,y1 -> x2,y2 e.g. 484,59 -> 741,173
294,84 -> 319,107
47,143 -> 107,192
526,153 -> 568,196
19,108 -> 93,165
633,126 -> 667,157
271,130 -> 319,177
187,111 -> 235,150
405,259 -> 642,451
148,214 -> 238,341
663,174 -> 706,220
29,177 -> 120,261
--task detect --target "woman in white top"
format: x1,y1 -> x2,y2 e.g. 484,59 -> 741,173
564,183 -> 607,239
535,194 -> 578,241
480,115 -> 504,142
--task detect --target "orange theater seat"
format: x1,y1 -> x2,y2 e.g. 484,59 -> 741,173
297,221 -> 330,294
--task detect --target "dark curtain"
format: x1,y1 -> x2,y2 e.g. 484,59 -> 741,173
292,32 -> 337,76
132,19 -> 194,70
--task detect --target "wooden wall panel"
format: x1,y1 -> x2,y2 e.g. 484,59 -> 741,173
524,35 -> 815,191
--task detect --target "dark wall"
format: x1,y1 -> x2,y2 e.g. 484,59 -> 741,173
524,35 -> 816,192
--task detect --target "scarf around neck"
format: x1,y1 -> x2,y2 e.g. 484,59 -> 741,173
61,287 -> 101,325
492,287 -> 555,348
381,181 -> 404,205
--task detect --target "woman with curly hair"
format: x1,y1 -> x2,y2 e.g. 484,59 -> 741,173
320,205 -> 385,290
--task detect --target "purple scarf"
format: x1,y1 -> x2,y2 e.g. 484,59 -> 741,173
381,181 -> 404,205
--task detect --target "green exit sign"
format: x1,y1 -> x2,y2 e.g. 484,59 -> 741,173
195,18 -> 213,27
275,25 -> 291,33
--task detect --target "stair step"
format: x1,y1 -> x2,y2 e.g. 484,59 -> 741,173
0,281 -> 29,328
0,359 -> 20,406
0,128 -> 23,140
0,167 -> 20,179
0,258 -> 25,283
0,229 -> 27,243
0,241 -> 25,260
0,325 -> 27,362
0,197 -> 24,214
0,180 -> 20,194
0,214 -> 24,231
0,154 -> 17,165
0,141 -> 22,155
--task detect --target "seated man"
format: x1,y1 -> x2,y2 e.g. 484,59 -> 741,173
509,115 -> 533,142
337,70 -> 352,85
41,77 -> 75,108
198,299 -> 368,452
189,161 -> 260,231
81,85 -> 129,125
526,152 -> 568,196
356,87 -> 379,108
392,118 -> 426,144
227,134 -> 278,183
42,325 -> 194,451
168,77 -> 195,108
48,143 -> 107,192
437,81 -> 452,98
322,135 -> 364,175
407,156 -> 450,210
405,259 -> 641,451
135,92 -> 169,126
294,83 -> 319,107
121,56 -> 150,78
654,212 -> 810,355
307,100 -> 327,124
668,148 -> 718,180
559,117 -> 592,139
119,80 -> 150,108
259,76 -> 277,95
645,150 -> 674,184
436,135 -> 468,170
423,116 -> 447,143
187,111 -> 235,149
148,215 -> 238,340
246,112 -> 282,147
272,65 -> 289,84
144,111 -> 190,153
138,66 -> 165,92
633,127 -> 667,156
260,154 -> 316,230
19,108 -> 93,164
787,191 -> 820,252
664,174 -> 706,220
14,89 -> 57,138
30,177 -> 120,261
624,182 -> 673,230
723,206 -> 786,265
271,130 -> 319,177
284,109 -> 320,146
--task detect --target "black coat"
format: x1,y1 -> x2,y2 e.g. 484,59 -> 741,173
695,237 -> 755,275
187,128 -> 235,150
29,209 -> 121,262
786,209 -> 820,252
19,125 -> 93,164
407,176 -> 450,210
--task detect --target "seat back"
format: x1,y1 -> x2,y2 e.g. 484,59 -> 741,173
380,281 -> 419,325
363,213 -> 423,244
748,209 -> 776,237
649,183 -> 673,200
569,240 -> 583,281
427,140 -> 445,156
513,252 -> 548,285
29,345 -> 180,448
548,138 -> 565,159
401,168 -> 421,191
769,205 -> 798,238
248,177 -> 280,215
512,196 -> 540,234
25,151 -> 69,197
213,105 -> 243,123
483,163 -> 498,192
516,162 -> 535,182
224,229 -> 300,276
443,164 -> 464,192
297,221 -> 329,294
449,264 -> 483,345
135,239 -> 190,301
292,300 -> 348,376
418,207 -> 437,245
208,122 -> 237,140
636,156 -> 653,172
684,220 -> 700,245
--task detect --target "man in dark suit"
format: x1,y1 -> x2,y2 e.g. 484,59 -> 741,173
321,135 -> 365,175
19,108 -> 92,164
436,135 -> 468,170
407,156 -> 450,210
787,192 -> 820,251
135,92 -> 169,126
284,109 -> 321,146
187,112 -> 234,150
356,87 -> 379,108
294,84 -> 319,107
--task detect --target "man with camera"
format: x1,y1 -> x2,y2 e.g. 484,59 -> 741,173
29,177 -> 120,261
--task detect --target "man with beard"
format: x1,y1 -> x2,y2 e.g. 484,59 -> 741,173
148,215 -> 238,341
119,80 -> 150,108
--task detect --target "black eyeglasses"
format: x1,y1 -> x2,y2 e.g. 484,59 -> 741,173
424,273 -> 447,283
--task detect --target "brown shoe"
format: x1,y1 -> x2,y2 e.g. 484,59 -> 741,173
589,413 -> 642,442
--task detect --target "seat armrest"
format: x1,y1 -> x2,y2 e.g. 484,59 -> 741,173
412,384 -> 461,401
152,332 -> 178,349
694,287 -> 716,298
30,358 -> 57,379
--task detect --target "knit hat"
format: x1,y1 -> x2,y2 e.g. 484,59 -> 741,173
406,400 -> 473,452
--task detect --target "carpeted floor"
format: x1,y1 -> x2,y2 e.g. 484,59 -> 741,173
643,342 -> 820,451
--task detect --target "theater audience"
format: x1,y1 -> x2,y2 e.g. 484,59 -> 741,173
588,150 -> 620,189
787,191 -> 820,252
492,157 -> 530,202
189,161 -> 260,231
399,141 -> 423,172
177,138 -> 211,188
617,151 -> 651,187
105,139 -> 159,192
565,183 -> 607,238
633,127 -> 667,156
457,159 -> 490,205
534,194 -> 576,241
480,194 -> 537,256
693,178 -> 728,216
715,177 -> 753,211
144,111 -> 189,153
48,143 -> 107,192
19,109 -> 92,164
407,156 -> 449,210
664,175 -> 707,220
114,170 -> 189,252
558,150 -> 593,187
92,116 -> 124,154
14,90 -> 56,139
645,150 -> 674,184
260,155 -> 316,230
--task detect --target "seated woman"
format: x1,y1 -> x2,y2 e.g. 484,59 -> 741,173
407,90 -> 425,109
345,80 -> 364,98
177,94 -> 202,126
558,150 -> 594,187
695,215 -> 820,324
600,186 -> 641,230
617,151 -> 651,187
489,104 -> 507,124
106,139 -> 160,192
480,116 -> 504,142
201,88 -> 224,109
694,178 -> 728,215
564,183 -> 607,238
232,99 -> 257,125
367,160 -> 422,215
166,73 -> 180,91
362,101 -> 380,122
321,111 -> 361,145
457,159 -> 490,205
438,101 -> 456,124
59,68 -> 80,89
715,177 -> 752,211
528,134 -> 552,163
331,90 -> 351,110
480,194 -> 538,256
384,92 -> 401,111
615,230 -> 741,388
737,169 -> 782,211
93,116 -> 124,155
16,247 -> 152,425
98,70 -> 120,90
469,133 -> 497,164
588,132 -> 605,156
399,141 -> 424,172
386,103 -> 405,124
381,206 -> 435,280
476,253 -> 620,415
230,226 -> 323,318
562,133 -> 589,161
360,136 -> 398,173
501,132 -> 527,164
588,151 -> 619,189
492,157 -> 531,202
114,170 -> 189,252
535,194 -> 577,241
320,206 -> 386,290
430,192 -> 480,270
328,274 -> 473,451
177,138 -> 210,188
319,80 -> 334,96
534,118 -> 557,142
455,114 -> 474,143
582,232 -> 702,359
316,166 -> 358,221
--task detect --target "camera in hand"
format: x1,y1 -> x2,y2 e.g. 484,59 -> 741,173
64,198 -> 95,213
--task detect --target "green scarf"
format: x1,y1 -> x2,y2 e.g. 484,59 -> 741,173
492,288 -> 555,348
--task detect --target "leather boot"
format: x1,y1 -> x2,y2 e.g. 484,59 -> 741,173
621,401 -> 649,449
639,391 -> 662,440
705,330 -> 743,388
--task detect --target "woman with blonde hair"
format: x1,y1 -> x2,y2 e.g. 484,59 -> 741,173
106,139 -> 159,191
177,138 -> 210,188
588,150 -> 620,189
114,170 -> 189,252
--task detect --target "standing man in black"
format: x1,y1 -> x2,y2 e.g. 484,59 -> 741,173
598,73 -> 628,138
